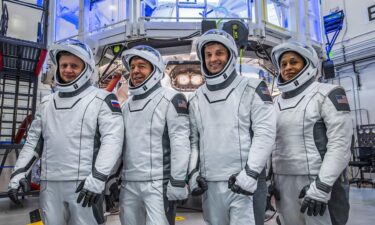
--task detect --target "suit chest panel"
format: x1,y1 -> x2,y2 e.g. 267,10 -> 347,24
125,92 -> 169,139
276,90 -> 323,140
42,92 -> 100,141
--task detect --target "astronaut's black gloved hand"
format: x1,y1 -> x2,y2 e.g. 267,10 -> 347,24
268,183 -> 281,201
167,178 -> 189,203
104,179 -> 120,211
228,165 -> 258,196
299,177 -> 331,216
189,171 -> 208,196
266,183 -> 280,212
228,173 -> 254,196
8,177 -> 30,205
76,177 -> 103,208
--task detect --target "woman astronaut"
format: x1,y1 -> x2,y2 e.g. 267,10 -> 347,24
270,41 -> 352,225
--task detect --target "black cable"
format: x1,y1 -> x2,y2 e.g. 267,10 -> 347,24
264,210 -> 277,222
95,45 -> 110,66
99,45 -> 126,83
255,49 -> 268,60
259,42 -> 273,62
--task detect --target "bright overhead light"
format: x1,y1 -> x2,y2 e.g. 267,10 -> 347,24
191,75 -> 203,86
176,74 -> 190,86
109,5 -> 117,11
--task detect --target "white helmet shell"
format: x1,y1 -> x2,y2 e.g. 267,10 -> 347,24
271,41 -> 319,93
121,45 -> 165,96
196,29 -> 238,86
49,39 -> 95,93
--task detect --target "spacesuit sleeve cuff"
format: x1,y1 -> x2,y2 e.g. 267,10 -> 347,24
170,177 -> 187,187
316,177 -> 332,193
245,164 -> 260,180
93,167 -> 109,182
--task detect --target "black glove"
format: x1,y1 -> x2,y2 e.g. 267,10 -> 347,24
268,183 -> 281,201
8,178 -> 30,205
299,185 -> 327,216
76,180 -> 102,207
105,181 -> 120,211
191,175 -> 208,196
266,183 -> 280,212
228,174 -> 253,196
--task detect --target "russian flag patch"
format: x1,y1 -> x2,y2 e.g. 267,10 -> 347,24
111,99 -> 120,108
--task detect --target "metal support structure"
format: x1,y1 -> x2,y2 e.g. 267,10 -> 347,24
176,0 -> 207,21
0,3 -> 8,35
2,0 -> 44,10
1,0 -> 49,44
47,0 -> 324,73
323,10 -> 344,60
0,0 -> 49,198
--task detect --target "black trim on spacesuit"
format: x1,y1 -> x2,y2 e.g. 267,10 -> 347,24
206,71 -> 237,91
128,99 -> 152,112
59,81 -> 91,98
170,177 -> 186,187
10,135 -> 43,179
91,125 -> 102,179
10,156 -> 37,179
316,177 -> 332,193
277,96 -> 306,111
327,88 -> 350,112
171,94 -> 188,115
35,135 -> 44,157
53,98 -> 82,110
255,81 -> 272,103
104,94 -> 122,114
162,123 -> 171,180
203,88 -> 235,103
133,82 -> 161,101
162,124 -> 176,225
282,77 -> 315,99
245,164 -> 260,180
313,119 -> 328,160
93,167 -> 108,182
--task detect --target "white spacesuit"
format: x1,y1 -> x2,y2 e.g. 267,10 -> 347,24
271,42 -> 352,225
188,29 -> 276,225
119,45 -> 190,225
8,39 -> 124,225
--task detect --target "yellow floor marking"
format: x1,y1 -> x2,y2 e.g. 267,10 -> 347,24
175,216 -> 186,221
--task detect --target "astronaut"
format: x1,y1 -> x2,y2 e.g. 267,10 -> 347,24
8,39 -> 124,225
119,45 -> 190,225
188,29 -> 275,225
270,41 -> 352,225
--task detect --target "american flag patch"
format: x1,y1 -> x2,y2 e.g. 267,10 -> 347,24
111,99 -> 120,108
335,95 -> 348,104
177,99 -> 188,109
260,86 -> 270,96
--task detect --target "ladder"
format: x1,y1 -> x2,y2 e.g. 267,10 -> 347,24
0,0 -> 48,197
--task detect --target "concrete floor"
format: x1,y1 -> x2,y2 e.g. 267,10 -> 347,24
0,186 -> 375,225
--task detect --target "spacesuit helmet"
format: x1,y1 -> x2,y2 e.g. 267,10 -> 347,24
196,29 -> 238,85
122,45 -> 165,96
49,39 -> 95,93
271,41 -> 319,93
